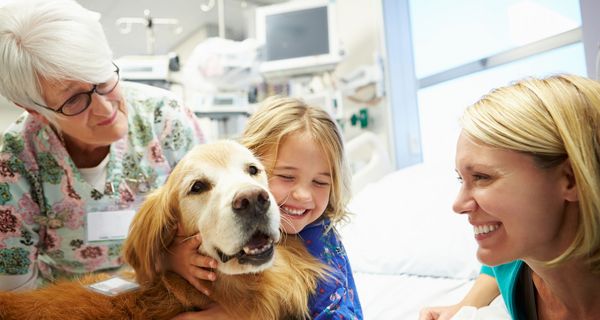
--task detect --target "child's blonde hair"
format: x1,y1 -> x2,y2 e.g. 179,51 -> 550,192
240,96 -> 351,227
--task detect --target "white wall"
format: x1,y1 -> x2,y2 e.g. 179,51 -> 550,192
334,0 -> 390,142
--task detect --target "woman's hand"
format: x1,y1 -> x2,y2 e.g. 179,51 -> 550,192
165,228 -> 219,296
418,304 -> 462,320
171,303 -> 233,320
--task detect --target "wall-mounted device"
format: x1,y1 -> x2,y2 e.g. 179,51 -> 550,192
255,0 -> 343,79
115,54 -> 180,90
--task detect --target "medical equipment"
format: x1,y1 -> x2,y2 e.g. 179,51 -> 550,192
115,55 -> 170,81
116,9 -> 182,55
255,0 -> 343,79
114,54 -> 179,90
340,62 -> 385,99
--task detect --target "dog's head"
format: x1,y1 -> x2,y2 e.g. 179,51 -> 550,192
123,140 -> 281,283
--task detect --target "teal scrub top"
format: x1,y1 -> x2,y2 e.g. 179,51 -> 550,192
481,260 -> 525,320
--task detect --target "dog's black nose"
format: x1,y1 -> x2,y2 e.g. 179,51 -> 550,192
232,188 -> 271,216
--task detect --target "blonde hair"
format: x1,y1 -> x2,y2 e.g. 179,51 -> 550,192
461,74 -> 600,272
240,96 -> 351,228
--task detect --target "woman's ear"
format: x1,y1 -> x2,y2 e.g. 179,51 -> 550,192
561,159 -> 578,202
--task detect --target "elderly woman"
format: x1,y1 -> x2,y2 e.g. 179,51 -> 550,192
0,0 -> 216,293
422,74 -> 600,320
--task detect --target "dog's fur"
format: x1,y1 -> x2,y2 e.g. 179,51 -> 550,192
0,141 -> 326,320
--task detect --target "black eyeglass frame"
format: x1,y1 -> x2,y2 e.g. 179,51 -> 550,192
34,62 -> 120,117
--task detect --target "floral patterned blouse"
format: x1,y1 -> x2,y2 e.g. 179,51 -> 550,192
299,218 -> 363,319
0,81 -> 204,284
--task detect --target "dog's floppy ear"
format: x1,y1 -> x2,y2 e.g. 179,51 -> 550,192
122,185 -> 179,284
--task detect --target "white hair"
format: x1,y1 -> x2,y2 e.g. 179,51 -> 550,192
0,0 -> 113,119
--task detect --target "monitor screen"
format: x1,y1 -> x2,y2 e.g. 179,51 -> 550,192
264,6 -> 330,62
256,0 -> 341,77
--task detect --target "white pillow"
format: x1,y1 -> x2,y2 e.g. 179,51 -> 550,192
339,163 -> 481,279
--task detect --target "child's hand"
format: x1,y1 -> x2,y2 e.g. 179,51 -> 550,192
166,230 -> 218,295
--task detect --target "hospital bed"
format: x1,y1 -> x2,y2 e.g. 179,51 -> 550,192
341,132 -> 510,319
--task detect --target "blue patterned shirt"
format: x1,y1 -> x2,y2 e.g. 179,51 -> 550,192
299,218 -> 363,319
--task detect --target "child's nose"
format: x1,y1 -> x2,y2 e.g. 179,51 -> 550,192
292,185 -> 312,202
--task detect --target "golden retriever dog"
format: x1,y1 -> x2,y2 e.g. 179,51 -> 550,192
0,141 -> 326,320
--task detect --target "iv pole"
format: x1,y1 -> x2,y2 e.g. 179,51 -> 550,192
218,0 -> 225,39
199,0 -> 226,39
116,10 -> 182,55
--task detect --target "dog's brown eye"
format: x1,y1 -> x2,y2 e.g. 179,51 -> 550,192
248,165 -> 259,176
190,180 -> 211,194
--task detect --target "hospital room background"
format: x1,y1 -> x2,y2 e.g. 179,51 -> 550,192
1,0 -> 599,318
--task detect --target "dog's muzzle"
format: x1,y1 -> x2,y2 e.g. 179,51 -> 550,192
217,231 -> 275,265
215,187 -> 276,265
232,188 -> 271,218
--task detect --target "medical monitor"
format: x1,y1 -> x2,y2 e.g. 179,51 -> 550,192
255,0 -> 341,78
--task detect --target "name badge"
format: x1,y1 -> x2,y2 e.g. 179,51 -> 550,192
86,210 -> 135,242
87,276 -> 140,296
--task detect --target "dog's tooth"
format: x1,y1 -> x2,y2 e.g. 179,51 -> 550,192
242,242 -> 273,255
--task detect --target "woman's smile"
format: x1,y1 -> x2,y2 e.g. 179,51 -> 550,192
96,107 -> 118,126
472,222 -> 502,241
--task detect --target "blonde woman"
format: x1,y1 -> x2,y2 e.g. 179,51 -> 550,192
422,74 -> 600,320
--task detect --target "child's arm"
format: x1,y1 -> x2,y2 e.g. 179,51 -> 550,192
419,273 -> 499,320
307,231 -> 363,319
310,268 -> 362,320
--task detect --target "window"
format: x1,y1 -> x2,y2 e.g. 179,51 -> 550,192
417,43 -> 586,170
382,0 -> 585,169
410,0 -> 581,78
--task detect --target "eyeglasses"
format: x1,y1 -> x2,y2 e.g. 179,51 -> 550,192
35,63 -> 120,117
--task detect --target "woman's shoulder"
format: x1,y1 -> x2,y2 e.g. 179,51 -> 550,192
485,260 -> 525,288
2,112 -> 35,134
1,113 -> 50,154
120,82 -> 182,107
120,82 -> 190,126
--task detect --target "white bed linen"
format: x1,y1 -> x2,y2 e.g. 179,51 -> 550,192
353,272 -> 475,319
452,303 -> 511,320
340,163 -> 511,319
